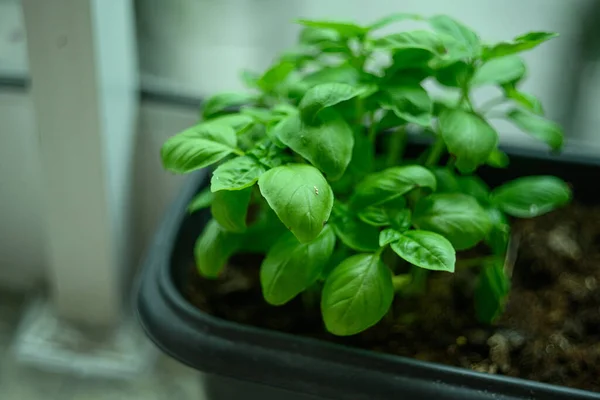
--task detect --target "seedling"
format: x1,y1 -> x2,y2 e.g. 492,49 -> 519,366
161,14 -> 570,336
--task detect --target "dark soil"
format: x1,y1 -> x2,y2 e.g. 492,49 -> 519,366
184,204 -> 600,392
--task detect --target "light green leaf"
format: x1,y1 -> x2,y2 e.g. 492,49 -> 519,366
390,230 -> 455,272
239,208 -> 287,253
296,19 -> 367,38
161,124 -> 238,174
379,229 -> 402,247
202,92 -> 257,119
486,148 -> 510,168
258,61 -> 295,92
275,111 -> 354,180
258,164 -> 334,243
260,226 -> 336,305
475,258 -> 511,323
491,176 -> 571,218
368,13 -> 422,31
375,30 -> 444,54
439,109 -> 498,173
471,55 -> 526,86
413,193 -> 492,250
457,176 -> 490,205
507,109 -> 563,150
205,114 -> 254,132
358,206 -> 390,227
211,156 -> 266,192
299,26 -> 340,44
188,188 -> 213,213
391,209 -> 412,232
483,31 -> 559,60
429,15 -> 480,56
351,165 -> 437,209
321,253 -> 394,336
240,107 -> 276,124
299,83 -> 364,122
502,84 -> 544,115
380,84 -> 433,127
211,188 -> 252,233
331,208 -> 379,252
302,65 -> 360,87
194,219 -> 240,278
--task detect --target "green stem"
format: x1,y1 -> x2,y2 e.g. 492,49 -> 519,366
386,126 -> 407,166
425,137 -> 446,167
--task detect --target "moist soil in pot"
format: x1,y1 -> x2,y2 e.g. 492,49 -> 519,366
184,204 -> 600,392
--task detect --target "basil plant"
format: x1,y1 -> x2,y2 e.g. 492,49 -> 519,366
161,14 -> 571,336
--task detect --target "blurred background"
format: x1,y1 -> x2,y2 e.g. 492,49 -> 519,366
0,0 -> 599,398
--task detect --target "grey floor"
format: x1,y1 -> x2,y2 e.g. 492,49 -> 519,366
0,293 -> 206,400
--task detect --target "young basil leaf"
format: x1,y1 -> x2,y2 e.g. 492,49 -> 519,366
299,83 -> 365,122
247,140 -> 292,168
475,258 -> 511,323
211,187 -> 252,233
483,32 -> 559,60
359,206 -> 391,227
502,84 -> 544,115
490,176 -> 571,218
303,65 -> 360,87
258,61 -> 295,93
299,26 -> 340,44
439,109 -> 498,173
202,92 -> 257,119
331,208 -> 379,252
321,253 -> 394,336
431,168 -> 460,193
379,229 -> 402,247
368,13 -> 422,31
428,15 -> 480,56
275,111 -> 353,180
376,30 -> 445,54
194,219 -> 240,278
210,156 -> 266,192
506,109 -> 563,150
296,20 -> 367,38
161,124 -> 238,173
379,84 -> 433,127
351,165 -> 437,209
390,230 -> 456,273
434,61 -> 474,88
471,55 -> 526,87
205,114 -> 254,132
457,176 -> 491,205
485,208 -> 510,255
413,193 -> 492,250
258,164 -> 334,243
486,148 -> 510,168
260,226 -> 336,305
391,209 -> 412,232
241,107 -> 277,124
188,187 -> 213,213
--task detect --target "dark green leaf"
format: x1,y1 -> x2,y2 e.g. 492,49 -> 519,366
194,219 -> 240,278
439,109 -> 498,173
188,188 -> 213,213
471,56 -> 526,86
457,176 -> 490,205
258,61 -> 296,92
299,83 -> 364,122
379,228 -> 402,247
507,109 -> 563,150
368,13 -> 422,31
321,253 -> 394,336
247,140 -> 291,168
391,209 -> 412,232
331,207 -> 379,252
275,111 -> 354,180
239,208 -> 287,253
210,156 -> 266,192
390,230 -> 456,272
429,15 -> 480,56
161,124 -> 238,173
202,92 -> 257,119
260,226 -> 336,305
351,165 -> 437,209
296,19 -> 367,38
413,193 -> 492,250
380,84 -> 433,127
431,168 -> 460,193
486,149 -> 510,168
483,31 -> 558,60
491,176 -> 571,218
359,206 -> 390,227
434,61 -> 474,88
475,258 -> 510,323
299,26 -> 340,44
258,164 -> 334,243
211,188 -> 252,233
485,208 -> 510,255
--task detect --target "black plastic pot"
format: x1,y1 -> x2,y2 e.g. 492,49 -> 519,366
136,144 -> 600,400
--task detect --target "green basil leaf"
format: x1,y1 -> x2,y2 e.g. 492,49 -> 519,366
258,164 -> 334,243
211,188 -> 252,233
471,55 -> 526,86
258,61 -> 296,93
260,226 -> 336,305
202,92 -> 257,119
194,219 -> 240,278
502,84 -> 544,115
429,15 -> 480,56
413,193 -> 491,250
161,124 -> 238,173
483,31 -> 558,60
485,208 -> 510,255
240,107 -> 277,124
506,109 -> 563,150
439,109 -> 498,173
375,30 -> 444,54
239,208 -> 287,253
296,20 -> 367,38
299,26 -> 340,44
390,230 -> 455,273
351,165 -> 437,209
475,258 -> 511,323
211,156 -> 266,192
391,209 -> 412,232
358,206 -> 390,227
205,114 -> 254,132
380,84 -> 433,127
303,65 -> 360,87
276,111 -> 353,180
188,188 -> 213,213
321,253 -> 394,336
491,176 -> 571,218
486,148 -> 510,168
368,13 -> 422,31
431,168 -> 460,193
434,61 -> 474,88
247,140 -> 291,168
379,228 -> 402,247
299,83 -> 364,122
331,208 -> 379,252
457,176 -> 490,205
